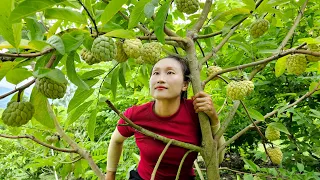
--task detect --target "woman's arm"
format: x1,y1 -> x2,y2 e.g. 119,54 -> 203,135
106,128 -> 128,180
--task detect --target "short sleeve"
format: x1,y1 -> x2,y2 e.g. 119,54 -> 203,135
117,107 -> 135,137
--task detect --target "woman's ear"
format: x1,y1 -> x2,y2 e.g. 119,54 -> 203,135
182,82 -> 188,91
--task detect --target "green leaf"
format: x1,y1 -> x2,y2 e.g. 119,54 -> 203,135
275,56 -> 287,77
297,163 -> 304,173
44,8 -> 87,24
46,35 -> 65,55
61,31 -> 85,53
222,14 -> 248,35
80,69 -> 106,80
0,0 -> 17,48
12,22 -> 23,49
247,108 -> 264,121
74,160 -> 83,178
242,0 -> 256,10
84,0 -> 94,17
28,40 -> 50,51
144,2 -> 155,18
243,158 -> 259,172
0,61 -> 18,81
66,53 -> 90,90
309,82 -> 320,95
128,0 -> 149,29
10,0 -> 66,22
87,109 -> 97,141
30,87 -> 55,128
33,68 -> 67,84
111,67 -> 118,100
47,20 -> 63,38
6,68 -> 33,85
100,0 -> 128,25
66,100 -> 94,126
269,122 -> 290,134
67,89 -> 95,113
119,65 -> 126,89
104,29 -> 136,39
25,17 -> 45,41
154,1 -> 169,44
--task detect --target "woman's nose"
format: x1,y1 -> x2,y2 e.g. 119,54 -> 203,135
157,73 -> 165,83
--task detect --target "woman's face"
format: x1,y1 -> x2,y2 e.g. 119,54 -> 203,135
149,58 -> 188,100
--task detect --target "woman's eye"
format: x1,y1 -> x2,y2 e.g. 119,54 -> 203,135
167,71 -> 175,74
153,72 -> 159,75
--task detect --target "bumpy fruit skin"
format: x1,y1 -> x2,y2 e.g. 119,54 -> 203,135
140,42 -> 162,64
286,54 -> 307,75
1,101 -> 34,127
91,36 -> 116,62
267,147 -> 283,165
46,135 -> 59,143
226,80 -> 254,100
135,56 -> 144,65
81,48 -> 100,65
123,39 -> 142,59
175,0 -> 199,14
250,19 -> 269,38
115,41 -> 128,63
306,44 -> 320,62
207,66 -> 222,80
265,126 -> 280,141
36,77 -> 67,99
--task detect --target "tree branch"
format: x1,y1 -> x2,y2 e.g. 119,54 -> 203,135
77,0 -> 99,36
0,134 -> 76,153
249,0 -> 309,80
176,150 -> 194,180
203,48 -> 320,85
192,0 -> 213,33
151,140 -> 173,180
49,105 -> 105,179
136,35 -> 188,43
0,48 -> 54,58
105,100 -> 202,152
218,80 -> 320,153
117,11 -> 151,35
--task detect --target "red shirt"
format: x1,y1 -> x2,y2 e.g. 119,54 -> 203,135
117,99 -> 201,180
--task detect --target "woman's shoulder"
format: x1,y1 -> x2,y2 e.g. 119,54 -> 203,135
126,101 -> 154,114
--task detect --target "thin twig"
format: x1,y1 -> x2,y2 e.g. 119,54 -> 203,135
175,150 -> 194,180
77,0 -> 99,36
194,161 -> 205,180
105,100 -> 202,152
0,48 -> 54,57
0,134 -> 76,153
151,140 -> 173,180
192,0 -> 213,33
217,97 -> 228,115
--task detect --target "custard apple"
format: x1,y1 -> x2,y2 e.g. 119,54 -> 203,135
175,0 -> 199,14
91,35 -> 116,62
36,77 -> 67,99
123,39 -> 142,59
267,146 -> 283,165
226,80 -> 254,100
114,40 -> 128,63
265,125 -> 280,141
81,48 -> 100,65
140,42 -> 162,65
286,54 -> 307,75
1,101 -> 34,127
207,66 -> 222,80
250,19 -> 269,38
306,44 -> 320,62
135,56 -> 144,65
46,135 -> 59,143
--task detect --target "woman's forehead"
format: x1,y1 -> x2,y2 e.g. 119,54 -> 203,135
153,58 -> 181,69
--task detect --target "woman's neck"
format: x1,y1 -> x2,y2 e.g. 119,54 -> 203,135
154,97 -> 181,117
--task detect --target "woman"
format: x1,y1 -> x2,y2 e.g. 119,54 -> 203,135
106,56 -> 223,180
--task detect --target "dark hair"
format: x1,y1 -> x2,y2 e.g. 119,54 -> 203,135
151,55 -> 190,99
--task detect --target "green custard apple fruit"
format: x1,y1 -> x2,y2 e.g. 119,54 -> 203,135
123,39 -> 142,59
175,0 -> 199,14
250,19 -> 269,38
265,125 -> 280,141
286,54 -> 307,75
1,101 -> 34,127
226,80 -> 254,100
306,44 -> 320,62
115,40 -> 128,63
91,35 -> 116,62
207,66 -> 223,80
267,146 -> 283,165
140,42 -> 162,65
36,77 -> 67,99
81,48 -> 101,65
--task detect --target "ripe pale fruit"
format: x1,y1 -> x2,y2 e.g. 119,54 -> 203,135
207,66 -> 222,80
306,44 -> 320,62
267,146 -> 283,165
36,77 -> 67,99
115,41 -> 128,63
140,42 -> 162,65
250,19 -> 269,38
265,125 -> 280,141
91,36 -> 116,62
1,101 -> 34,127
81,48 -> 100,65
123,39 -> 142,59
226,80 -> 254,100
175,0 -> 199,14
286,54 -> 307,75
